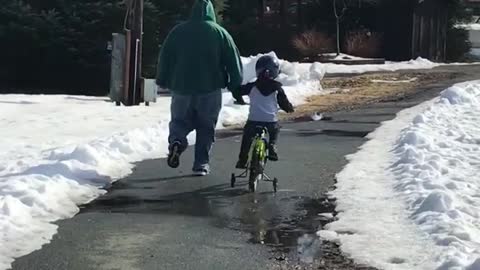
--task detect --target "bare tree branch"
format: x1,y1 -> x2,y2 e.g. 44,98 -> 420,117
333,0 -> 347,55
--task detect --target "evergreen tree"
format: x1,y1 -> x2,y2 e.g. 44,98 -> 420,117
223,0 -> 257,24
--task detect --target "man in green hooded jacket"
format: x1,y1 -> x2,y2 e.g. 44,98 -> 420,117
156,0 -> 243,176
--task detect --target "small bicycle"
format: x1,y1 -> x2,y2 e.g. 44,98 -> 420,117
231,126 -> 278,193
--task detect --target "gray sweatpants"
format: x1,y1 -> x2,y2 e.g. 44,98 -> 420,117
169,90 -> 222,171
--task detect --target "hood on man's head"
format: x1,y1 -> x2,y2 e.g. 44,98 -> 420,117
190,0 -> 216,22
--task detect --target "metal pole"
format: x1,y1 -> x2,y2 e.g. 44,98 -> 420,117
133,38 -> 140,104
133,0 -> 143,105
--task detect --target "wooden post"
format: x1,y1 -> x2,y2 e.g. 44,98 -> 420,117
124,0 -> 144,106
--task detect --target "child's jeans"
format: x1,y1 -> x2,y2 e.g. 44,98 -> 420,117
238,120 -> 280,162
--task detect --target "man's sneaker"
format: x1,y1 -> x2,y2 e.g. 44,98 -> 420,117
192,168 -> 209,176
167,141 -> 182,168
236,159 -> 248,169
268,145 -> 279,161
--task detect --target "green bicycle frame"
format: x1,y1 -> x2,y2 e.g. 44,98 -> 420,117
254,138 -> 267,161
249,130 -> 268,167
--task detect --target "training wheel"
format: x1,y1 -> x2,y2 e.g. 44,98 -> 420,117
231,173 -> 236,188
249,174 -> 259,193
273,178 -> 278,193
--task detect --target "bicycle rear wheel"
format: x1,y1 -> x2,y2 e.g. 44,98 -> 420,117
248,142 -> 265,193
248,162 -> 260,192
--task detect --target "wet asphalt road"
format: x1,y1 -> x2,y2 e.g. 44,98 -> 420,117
12,65 -> 480,270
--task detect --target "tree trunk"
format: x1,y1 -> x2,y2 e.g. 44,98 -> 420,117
297,0 -> 303,32
258,0 -> 265,23
279,0 -> 286,29
334,0 -> 339,55
333,0 -> 345,56
336,17 -> 341,55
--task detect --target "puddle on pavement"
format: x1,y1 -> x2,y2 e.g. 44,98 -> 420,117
208,194 -> 337,265
82,179 -> 337,266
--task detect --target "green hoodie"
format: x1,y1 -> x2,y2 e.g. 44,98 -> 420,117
156,0 -> 243,95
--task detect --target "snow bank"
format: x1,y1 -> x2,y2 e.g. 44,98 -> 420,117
0,52 -> 323,269
324,81 -> 480,269
0,122 -> 171,269
246,53 -> 442,78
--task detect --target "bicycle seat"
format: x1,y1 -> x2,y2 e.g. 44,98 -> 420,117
254,126 -> 268,136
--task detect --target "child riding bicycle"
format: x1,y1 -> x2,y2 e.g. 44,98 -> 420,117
233,55 -> 295,169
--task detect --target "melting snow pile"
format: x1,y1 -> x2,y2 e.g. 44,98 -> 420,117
322,81 -> 480,269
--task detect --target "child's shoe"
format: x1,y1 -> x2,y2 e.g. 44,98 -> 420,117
268,144 -> 279,161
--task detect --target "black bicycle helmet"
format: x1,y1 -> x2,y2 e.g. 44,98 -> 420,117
255,55 -> 280,79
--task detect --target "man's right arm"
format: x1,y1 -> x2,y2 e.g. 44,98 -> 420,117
232,82 -> 254,104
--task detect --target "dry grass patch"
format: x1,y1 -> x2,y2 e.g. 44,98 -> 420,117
281,72 -> 456,121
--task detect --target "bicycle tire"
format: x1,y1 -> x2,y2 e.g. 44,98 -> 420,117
249,139 -> 266,192
249,155 -> 259,192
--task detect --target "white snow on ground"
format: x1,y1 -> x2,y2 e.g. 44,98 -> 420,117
0,52 -> 451,269
322,81 -> 480,269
